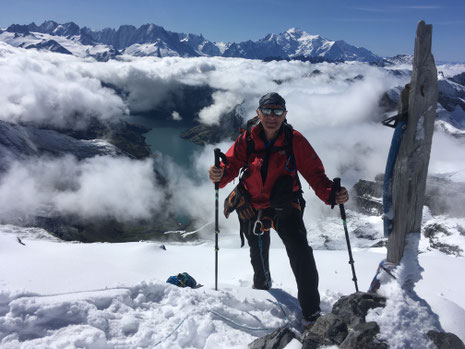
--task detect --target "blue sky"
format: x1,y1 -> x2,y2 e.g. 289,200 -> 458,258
1,0 -> 464,62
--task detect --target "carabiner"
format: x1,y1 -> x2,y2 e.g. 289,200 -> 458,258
253,210 -> 264,236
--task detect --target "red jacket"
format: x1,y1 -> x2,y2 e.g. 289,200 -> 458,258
219,124 -> 333,210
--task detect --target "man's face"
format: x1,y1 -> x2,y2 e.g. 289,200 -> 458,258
257,104 -> 287,135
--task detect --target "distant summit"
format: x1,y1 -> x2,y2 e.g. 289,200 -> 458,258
223,28 -> 381,63
1,20 -> 382,63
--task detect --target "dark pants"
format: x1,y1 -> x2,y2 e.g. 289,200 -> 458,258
243,206 -> 321,318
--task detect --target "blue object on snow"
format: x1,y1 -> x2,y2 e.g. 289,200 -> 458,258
166,272 -> 198,288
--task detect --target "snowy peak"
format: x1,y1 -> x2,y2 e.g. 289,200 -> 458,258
52,22 -> 80,37
1,21 -> 381,62
223,28 -> 380,62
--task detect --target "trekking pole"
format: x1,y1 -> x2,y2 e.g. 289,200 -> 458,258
331,178 -> 359,292
213,148 -> 227,291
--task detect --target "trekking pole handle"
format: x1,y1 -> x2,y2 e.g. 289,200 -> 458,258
214,148 -> 228,190
214,148 -> 221,190
330,177 -> 341,209
331,177 -> 347,219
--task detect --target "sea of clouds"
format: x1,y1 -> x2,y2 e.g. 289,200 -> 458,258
1,42 -> 464,234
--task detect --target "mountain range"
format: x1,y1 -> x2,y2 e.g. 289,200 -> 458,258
0,20 -> 383,62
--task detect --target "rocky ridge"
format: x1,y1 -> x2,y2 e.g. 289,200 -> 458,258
249,292 -> 465,349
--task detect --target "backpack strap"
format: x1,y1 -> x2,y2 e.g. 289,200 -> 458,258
245,116 -> 259,160
282,122 -> 295,171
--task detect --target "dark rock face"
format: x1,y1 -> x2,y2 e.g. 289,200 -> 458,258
450,72 -> 465,86
423,223 -> 463,256
180,107 -> 243,145
378,87 -> 402,115
304,313 -> 348,346
301,293 -> 388,349
427,330 -> 465,349
331,292 -> 387,327
350,175 -> 465,219
424,176 -> 465,218
0,119 -> 121,172
349,175 -> 465,254
45,118 -> 152,160
339,322 -> 387,349
248,327 -> 296,349
378,74 -> 465,135
33,215 -> 193,243
350,178 -> 383,216
26,40 -> 73,55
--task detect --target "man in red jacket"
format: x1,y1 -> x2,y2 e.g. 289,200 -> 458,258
209,92 -> 348,325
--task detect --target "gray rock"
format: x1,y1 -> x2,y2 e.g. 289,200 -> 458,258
307,313 -> 348,345
180,107 -> 243,145
450,72 -> 465,86
331,292 -> 386,327
248,327 -> 296,349
350,179 -> 383,216
301,293 -> 387,349
428,330 -> 465,349
423,223 -> 463,256
301,333 -> 333,349
339,322 -> 387,349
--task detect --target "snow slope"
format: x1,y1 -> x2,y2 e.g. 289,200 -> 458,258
0,225 -> 464,348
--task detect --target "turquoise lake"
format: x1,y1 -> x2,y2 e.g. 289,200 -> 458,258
129,115 -> 203,173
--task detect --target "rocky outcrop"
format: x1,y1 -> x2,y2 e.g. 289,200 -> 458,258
249,293 -> 388,349
248,327 -> 296,349
423,222 -> 463,256
0,119 -> 121,172
180,107 -> 243,145
33,215 -> 194,243
427,330 -> 465,349
349,175 -> 465,254
45,118 -> 152,160
350,175 -> 465,218
26,39 -> 72,54
249,293 -> 465,349
424,175 -> 465,217
350,176 -> 383,216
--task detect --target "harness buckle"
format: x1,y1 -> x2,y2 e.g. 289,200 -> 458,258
253,210 -> 264,236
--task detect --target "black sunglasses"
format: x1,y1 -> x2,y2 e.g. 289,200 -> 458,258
260,108 -> 286,116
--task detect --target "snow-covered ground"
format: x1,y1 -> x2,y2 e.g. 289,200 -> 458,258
0,224 -> 464,348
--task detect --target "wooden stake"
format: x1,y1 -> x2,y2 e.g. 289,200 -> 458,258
387,21 -> 438,264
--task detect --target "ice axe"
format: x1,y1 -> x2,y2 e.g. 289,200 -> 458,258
214,148 -> 227,291
331,178 -> 359,292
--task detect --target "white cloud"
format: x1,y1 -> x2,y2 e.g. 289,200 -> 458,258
0,43 -> 128,129
198,91 -> 243,125
171,111 -> 182,121
0,155 -> 165,222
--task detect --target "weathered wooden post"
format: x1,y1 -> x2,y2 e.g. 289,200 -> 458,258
386,21 -> 438,266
